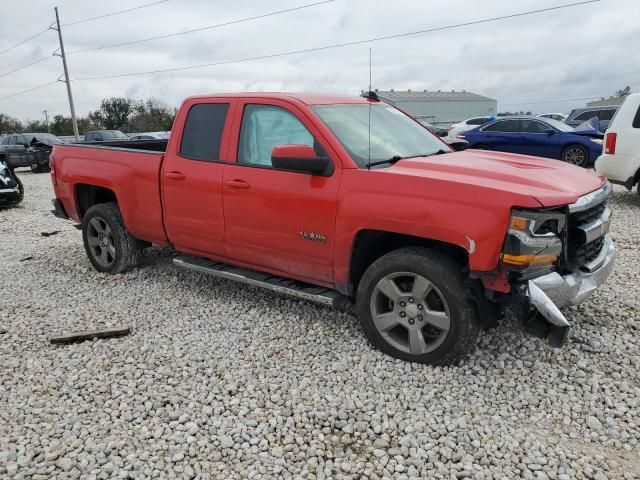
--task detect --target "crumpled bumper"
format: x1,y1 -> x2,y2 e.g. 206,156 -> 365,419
526,235 -> 615,346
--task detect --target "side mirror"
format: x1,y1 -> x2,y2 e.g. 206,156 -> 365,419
271,144 -> 330,175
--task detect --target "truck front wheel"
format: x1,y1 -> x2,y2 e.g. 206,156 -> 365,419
356,247 -> 480,365
82,202 -> 141,274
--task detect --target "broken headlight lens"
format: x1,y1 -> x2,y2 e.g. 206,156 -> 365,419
502,210 -> 566,272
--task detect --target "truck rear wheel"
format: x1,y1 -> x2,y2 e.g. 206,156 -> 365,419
356,247 -> 480,365
82,202 -> 141,274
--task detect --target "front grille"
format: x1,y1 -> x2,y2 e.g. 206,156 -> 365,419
565,198 -> 607,270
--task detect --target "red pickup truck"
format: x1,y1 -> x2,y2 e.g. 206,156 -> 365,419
50,92 -> 615,365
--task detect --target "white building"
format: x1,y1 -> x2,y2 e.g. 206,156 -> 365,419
375,89 -> 497,127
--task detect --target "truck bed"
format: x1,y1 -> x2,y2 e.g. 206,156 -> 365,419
51,142 -> 168,245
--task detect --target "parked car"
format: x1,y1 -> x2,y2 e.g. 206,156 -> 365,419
83,130 -> 128,142
595,93 -> 640,194
448,116 -> 496,137
50,92 -> 614,365
565,106 -> 618,130
537,112 -> 568,122
458,116 -> 604,167
128,131 -> 170,140
419,121 -> 448,137
0,133 -> 63,173
0,159 -> 24,206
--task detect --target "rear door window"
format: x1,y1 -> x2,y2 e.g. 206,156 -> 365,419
180,103 -> 230,161
483,119 -> 519,132
8,136 -> 16,145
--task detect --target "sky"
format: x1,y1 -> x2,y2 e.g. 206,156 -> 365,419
0,0 -> 638,123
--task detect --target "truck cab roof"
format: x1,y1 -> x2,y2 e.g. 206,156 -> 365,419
183,92 -> 372,106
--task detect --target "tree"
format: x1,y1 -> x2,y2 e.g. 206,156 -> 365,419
0,114 -> 23,135
24,119 -> 48,133
88,97 -> 133,131
616,86 -> 631,97
128,98 -> 175,133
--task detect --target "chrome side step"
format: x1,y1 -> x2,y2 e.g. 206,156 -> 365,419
173,256 -> 347,308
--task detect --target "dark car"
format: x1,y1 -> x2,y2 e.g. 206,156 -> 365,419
565,106 -> 618,130
459,116 -> 604,167
419,121 -> 448,137
0,159 -> 24,206
83,130 -> 128,142
128,131 -> 170,140
0,133 -> 63,173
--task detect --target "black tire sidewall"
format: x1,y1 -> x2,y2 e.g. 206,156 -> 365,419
82,203 -> 131,274
356,247 -> 479,365
562,144 -> 588,167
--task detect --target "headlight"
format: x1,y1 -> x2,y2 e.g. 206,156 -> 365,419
590,138 -> 603,145
502,210 -> 566,272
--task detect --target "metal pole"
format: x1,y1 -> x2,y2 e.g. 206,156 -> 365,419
54,7 -> 79,141
43,110 -> 50,133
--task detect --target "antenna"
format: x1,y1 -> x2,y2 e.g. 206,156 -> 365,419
368,47 -> 372,170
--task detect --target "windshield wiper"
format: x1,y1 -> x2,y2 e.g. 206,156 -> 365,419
367,155 -> 406,167
368,150 -> 451,168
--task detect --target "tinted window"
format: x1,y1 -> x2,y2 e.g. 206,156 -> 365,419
483,120 -> 519,132
180,103 -> 229,161
239,105 -> 314,167
573,111 -> 597,121
520,120 -> 549,133
0,137 -> 7,145
468,117 -> 490,125
8,136 -> 16,145
598,109 -> 617,121
633,106 -> 640,129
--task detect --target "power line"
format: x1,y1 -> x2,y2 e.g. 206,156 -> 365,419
72,0 -> 602,81
63,0 -> 169,27
67,0 -> 335,55
0,27 -> 51,57
0,55 -> 53,79
0,80 -> 58,102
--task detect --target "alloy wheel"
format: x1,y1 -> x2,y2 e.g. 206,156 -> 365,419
86,217 -> 116,268
369,272 -> 451,355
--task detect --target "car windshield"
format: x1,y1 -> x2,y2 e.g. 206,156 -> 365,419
313,104 -> 449,167
542,118 -> 574,132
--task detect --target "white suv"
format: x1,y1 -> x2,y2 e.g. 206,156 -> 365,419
448,116 -> 495,137
595,93 -> 640,194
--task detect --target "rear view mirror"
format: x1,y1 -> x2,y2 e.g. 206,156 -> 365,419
271,145 -> 330,175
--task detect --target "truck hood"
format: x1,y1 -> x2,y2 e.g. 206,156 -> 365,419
391,150 -> 605,207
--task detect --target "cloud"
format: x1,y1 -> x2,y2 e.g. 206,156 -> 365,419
0,0 -> 638,122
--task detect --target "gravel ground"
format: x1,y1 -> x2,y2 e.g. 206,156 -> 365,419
1,171 -> 639,480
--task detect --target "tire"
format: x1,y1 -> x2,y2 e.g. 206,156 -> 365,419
561,144 -> 588,167
356,247 -> 480,365
14,174 -> 24,205
82,202 -> 141,274
30,163 -> 41,173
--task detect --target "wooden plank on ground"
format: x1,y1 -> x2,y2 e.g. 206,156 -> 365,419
50,326 -> 130,344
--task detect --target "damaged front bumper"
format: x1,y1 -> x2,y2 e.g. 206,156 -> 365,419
525,235 -> 615,347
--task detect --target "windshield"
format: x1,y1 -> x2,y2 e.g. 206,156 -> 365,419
313,104 -> 449,167
543,118 -> 574,132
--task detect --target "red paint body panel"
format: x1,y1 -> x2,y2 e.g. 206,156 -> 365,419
51,92 -> 606,293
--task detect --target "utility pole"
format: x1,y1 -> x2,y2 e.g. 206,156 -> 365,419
53,7 -> 79,141
43,110 -> 50,133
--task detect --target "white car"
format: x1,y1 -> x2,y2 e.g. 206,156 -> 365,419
536,112 -> 568,122
448,116 -> 496,137
595,93 -> 640,194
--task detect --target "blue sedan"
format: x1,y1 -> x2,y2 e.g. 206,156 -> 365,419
458,117 -> 603,167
